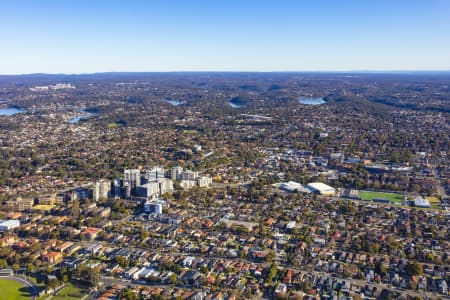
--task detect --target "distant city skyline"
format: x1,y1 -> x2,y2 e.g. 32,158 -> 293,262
1,0 -> 450,74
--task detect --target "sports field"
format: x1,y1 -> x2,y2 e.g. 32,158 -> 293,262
51,283 -> 88,300
0,278 -> 31,300
358,191 -> 404,204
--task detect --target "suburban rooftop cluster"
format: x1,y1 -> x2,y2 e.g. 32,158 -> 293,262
0,73 -> 448,299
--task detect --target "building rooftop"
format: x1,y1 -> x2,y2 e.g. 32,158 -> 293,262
414,197 -> 431,208
307,182 -> 335,193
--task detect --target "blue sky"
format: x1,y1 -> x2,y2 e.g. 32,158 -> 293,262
1,0 -> 449,74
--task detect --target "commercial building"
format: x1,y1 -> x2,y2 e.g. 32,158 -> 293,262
71,187 -> 91,201
54,194 -> 64,205
39,194 -> 56,205
197,176 -> 212,188
307,182 -> 335,195
42,251 -> 63,264
341,189 -> 359,199
279,181 -> 308,193
144,199 -> 165,214
0,220 -> 20,231
414,197 -> 431,208
15,197 -> 35,211
81,228 -> 102,241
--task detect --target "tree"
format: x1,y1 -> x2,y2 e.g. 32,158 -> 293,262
12,263 -> 20,272
168,273 -> 178,284
0,259 -> 7,269
48,278 -> 59,290
26,263 -> 35,275
58,266 -> 69,282
300,280 -> 312,292
265,263 -> 278,284
406,261 -> 423,276
200,265 -> 208,274
265,251 -> 276,263
86,267 -> 100,287
119,288 -> 137,300
380,289 -> 393,300
115,256 -> 129,268
375,262 -> 387,275
70,200 -> 80,218
76,266 -> 100,287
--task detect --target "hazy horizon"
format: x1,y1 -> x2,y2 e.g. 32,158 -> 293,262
2,70 -> 450,76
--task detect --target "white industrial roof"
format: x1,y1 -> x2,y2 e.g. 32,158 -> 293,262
414,197 -> 430,207
307,182 -> 335,192
280,181 -> 308,192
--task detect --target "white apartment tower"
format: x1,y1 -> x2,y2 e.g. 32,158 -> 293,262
171,166 -> 184,180
124,169 -> 141,188
94,179 -> 111,201
146,167 -> 165,180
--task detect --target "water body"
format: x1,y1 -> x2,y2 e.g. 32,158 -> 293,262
229,97 -> 247,109
162,98 -> 185,106
299,97 -> 326,105
0,107 -> 26,116
69,110 -> 97,124
69,115 -> 86,124
229,102 -> 246,108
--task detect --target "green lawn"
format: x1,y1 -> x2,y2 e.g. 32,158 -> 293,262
358,190 -> 404,204
50,283 -> 88,300
0,278 -> 31,300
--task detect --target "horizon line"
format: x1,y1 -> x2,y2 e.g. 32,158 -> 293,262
1,70 -> 450,76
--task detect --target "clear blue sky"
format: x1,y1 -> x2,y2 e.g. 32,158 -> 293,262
1,0 -> 449,74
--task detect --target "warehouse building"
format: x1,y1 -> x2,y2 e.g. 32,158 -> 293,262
0,220 -> 20,231
414,196 -> 431,208
279,181 -> 308,193
307,182 -> 335,195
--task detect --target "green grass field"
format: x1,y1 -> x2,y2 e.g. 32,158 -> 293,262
0,278 -> 31,300
358,191 -> 404,204
51,283 -> 88,300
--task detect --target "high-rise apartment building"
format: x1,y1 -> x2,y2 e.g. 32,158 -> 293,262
171,166 -> 184,180
146,167 -> 165,180
94,179 -> 111,201
124,169 -> 141,188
